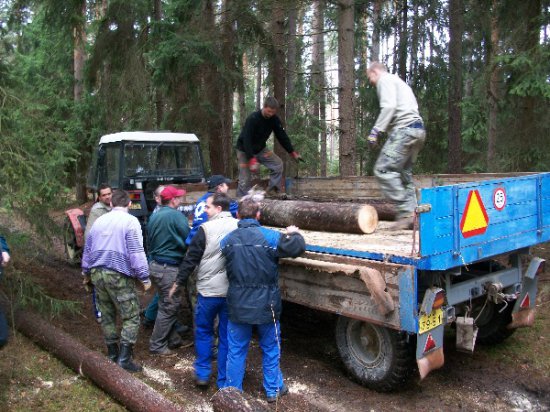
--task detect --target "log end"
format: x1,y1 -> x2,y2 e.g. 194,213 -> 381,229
357,205 -> 379,234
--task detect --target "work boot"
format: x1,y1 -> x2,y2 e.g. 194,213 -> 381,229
107,343 -> 119,362
117,343 -> 142,373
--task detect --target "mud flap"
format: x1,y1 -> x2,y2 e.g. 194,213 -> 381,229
455,316 -> 478,353
416,324 -> 445,379
508,257 -> 543,329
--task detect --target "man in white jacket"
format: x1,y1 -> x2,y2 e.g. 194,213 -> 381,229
367,62 -> 426,230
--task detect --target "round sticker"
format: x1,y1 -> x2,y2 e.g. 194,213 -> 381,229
493,188 -> 506,211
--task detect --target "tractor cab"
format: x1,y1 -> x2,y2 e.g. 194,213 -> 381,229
88,131 -> 205,216
64,131 -> 205,263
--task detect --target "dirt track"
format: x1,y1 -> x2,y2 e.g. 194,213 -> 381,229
5,225 -> 550,412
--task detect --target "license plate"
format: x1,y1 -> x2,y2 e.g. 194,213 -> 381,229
129,202 -> 142,210
419,308 -> 443,334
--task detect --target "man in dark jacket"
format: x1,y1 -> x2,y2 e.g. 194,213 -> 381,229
147,186 -> 190,356
220,196 -> 306,402
236,97 -> 301,197
0,235 -> 11,348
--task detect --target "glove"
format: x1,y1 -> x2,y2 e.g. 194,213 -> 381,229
82,273 -> 93,293
248,157 -> 260,173
290,151 -> 301,160
1,251 -> 10,266
141,279 -> 152,292
367,128 -> 380,147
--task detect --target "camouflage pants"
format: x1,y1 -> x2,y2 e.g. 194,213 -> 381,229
237,148 -> 283,197
91,268 -> 140,346
374,125 -> 426,218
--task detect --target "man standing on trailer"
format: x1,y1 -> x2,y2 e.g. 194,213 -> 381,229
236,97 -> 301,197
366,62 -> 426,230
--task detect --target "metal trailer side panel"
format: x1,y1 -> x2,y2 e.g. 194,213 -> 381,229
418,173 -> 550,270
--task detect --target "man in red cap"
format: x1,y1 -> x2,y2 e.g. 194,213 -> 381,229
147,186 -> 191,355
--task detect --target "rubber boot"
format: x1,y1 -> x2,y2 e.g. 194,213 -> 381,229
107,343 -> 119,362
117,343 -> 142,373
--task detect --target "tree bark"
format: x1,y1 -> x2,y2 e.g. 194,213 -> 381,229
153,0 -> 164,129
310,0 -> 325,176
447,0 -> 463,173
260,199 -> 378,234
212,387 -> 269,412
338,0 -> 356,176
370,0 -> 382,62
487,0 -> 500,171
5,306 -> 183,412
398,0 -> 408,80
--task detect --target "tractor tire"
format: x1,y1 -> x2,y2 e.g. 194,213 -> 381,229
335,316 -> 414,392
474,300 -> 515,345
63,217 -> 82,265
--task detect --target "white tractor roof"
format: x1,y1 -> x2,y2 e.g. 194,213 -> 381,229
99,131 -> 199,144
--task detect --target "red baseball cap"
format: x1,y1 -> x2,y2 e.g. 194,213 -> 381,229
160,186 -> 186,201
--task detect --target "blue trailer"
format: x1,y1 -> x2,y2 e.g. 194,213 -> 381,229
278,173 -> 548,392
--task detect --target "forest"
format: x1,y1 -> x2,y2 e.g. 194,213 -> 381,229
0,0 -> 549,219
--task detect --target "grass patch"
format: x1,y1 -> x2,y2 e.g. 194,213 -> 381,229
0,331 -> 125,411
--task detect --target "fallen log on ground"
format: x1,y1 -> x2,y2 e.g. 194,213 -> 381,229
212,387 -> 269,412
1,299 -> 183,412
260,198 -> 379,234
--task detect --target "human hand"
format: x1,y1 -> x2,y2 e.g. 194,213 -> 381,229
249,157 -> 260,173
367,128 -> 379,147
1,251 -> 10,266
141,279 -> 152,292
82,273 -> 93,293
168,283 -> 178,301
285,225 -> 300,235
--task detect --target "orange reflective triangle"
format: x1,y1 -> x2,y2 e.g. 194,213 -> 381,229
520,293 -> 531,308
460,190 -> 489,238
424,333 -> 436,353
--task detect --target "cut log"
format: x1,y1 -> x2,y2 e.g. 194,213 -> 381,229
212,387 -> 269,412
0,298 -> 183,412
260,198 -> 378,234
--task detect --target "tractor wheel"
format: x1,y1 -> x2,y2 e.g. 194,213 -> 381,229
63,217 -> 82,265
335,316 -> 414,392
473,300 -> 515,345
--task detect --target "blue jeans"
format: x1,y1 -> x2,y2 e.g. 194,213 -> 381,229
144,293 -> 159,321
0,307 -> 8,348
225,320 -> 284,397
195,294 -> 228,388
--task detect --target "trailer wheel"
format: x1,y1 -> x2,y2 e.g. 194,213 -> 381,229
474,301 -> 515,345
335,316 -> 413,392
63,218 -> 82,265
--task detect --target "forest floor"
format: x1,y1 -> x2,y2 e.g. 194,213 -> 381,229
0,212 -> 549,412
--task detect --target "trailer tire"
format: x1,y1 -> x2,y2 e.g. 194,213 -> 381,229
474,301 -> 515,345
335,316 -> 413,392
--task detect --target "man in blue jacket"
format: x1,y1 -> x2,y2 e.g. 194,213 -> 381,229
186,175 -> 237,245
220,196 -> 306,403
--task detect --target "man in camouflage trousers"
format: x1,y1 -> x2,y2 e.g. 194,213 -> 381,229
82,189 -> 150,373
367,62 -> 426,230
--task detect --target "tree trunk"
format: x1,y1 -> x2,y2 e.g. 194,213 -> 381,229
447,0 -> 463,173
286,4 -> 298,179
153,0 -> 164,129
260,199 -> 378,234
212,387 -> 269,412
398,0 -> 408,80
338,0 -> 356,176
238,52 -> 247,129
310,0 -> 325,176
269,3 -> 288,184
74,0 -> 88,204
487,0 -> 500,171
6,306 -> 182,412
371,0 -> 382,62
256,47 -> 262,110
220,0 -> 235,177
